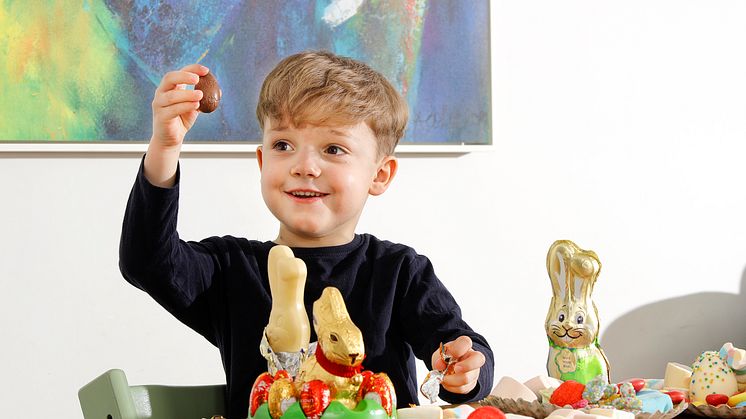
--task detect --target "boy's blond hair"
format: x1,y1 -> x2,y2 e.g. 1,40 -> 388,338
257,50 -> 408,157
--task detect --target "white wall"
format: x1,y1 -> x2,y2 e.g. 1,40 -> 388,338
2,1 -> 746,417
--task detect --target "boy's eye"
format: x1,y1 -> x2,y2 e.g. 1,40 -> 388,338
272,140 -> 291,151
325,145 -> 346,155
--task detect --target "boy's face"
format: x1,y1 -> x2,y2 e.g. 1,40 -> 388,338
257,118 -> 397,247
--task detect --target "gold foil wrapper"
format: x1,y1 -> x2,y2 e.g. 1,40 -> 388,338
267,377 -> 296,419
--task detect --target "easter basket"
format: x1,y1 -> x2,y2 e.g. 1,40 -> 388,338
686,404 -> 746,419
479,396 -> 689,419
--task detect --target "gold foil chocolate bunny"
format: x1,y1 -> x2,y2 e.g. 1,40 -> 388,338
545,240 -> 610,384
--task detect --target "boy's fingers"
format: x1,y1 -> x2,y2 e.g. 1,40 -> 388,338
157,70 -> 201,93
432,357 -> 447,371
180,63 -> 209,76
158,101 -> 200,121
441,368 -> 480,389
451,350 -> 486,374
153,89 -> 203,109
444,336 -> 473,360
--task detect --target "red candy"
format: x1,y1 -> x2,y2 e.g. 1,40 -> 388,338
357,370 -> 374,399
663,390 -> 686,404
300,380 -> 331,419
468,406 -> 507,419
274,370 -> 291,380
550,380 -> 586,407
706,394 -> 729,406
249,372 -> 274,416
618,378 -> 645,393
359,372 -> 396,416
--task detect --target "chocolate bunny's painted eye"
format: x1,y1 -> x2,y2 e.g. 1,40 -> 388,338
576,314 -> 584,324
558,313 -> 565,322
330,333 -> 339,343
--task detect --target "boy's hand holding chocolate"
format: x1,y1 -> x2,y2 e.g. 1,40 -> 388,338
150,63 -> 209,150
431,336 -> 486,395
145,63 -> 209,187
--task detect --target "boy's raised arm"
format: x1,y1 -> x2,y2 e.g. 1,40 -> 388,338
118,65 -> 218,340
144,64 -> 208,187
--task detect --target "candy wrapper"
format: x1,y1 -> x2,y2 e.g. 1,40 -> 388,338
260,328 -> 310,377
545,240 -> 610,384
420,342 -> 456,403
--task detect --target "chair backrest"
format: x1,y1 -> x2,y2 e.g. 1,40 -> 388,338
129,384 -> 226,418
79,369 -> 227,419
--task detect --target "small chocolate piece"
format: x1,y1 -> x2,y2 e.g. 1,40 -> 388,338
195,72 -> 221,113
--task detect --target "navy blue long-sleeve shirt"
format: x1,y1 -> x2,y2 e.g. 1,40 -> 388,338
119,159 -> 494,418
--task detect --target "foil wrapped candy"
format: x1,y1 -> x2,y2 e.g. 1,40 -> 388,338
260,328 -> 313,377
420,342 -> 456,403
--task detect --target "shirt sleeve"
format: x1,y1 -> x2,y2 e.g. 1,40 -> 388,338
118,155 -> 219,344
398,253 -> 495,403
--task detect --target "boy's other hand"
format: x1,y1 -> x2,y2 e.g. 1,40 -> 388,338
151,64 -> 209,149
431,336 -> 485,395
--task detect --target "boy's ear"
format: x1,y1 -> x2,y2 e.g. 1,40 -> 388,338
256,145 -> 263,171
369,156 -> 398,196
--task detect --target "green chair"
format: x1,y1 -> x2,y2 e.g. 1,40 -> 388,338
78,369 -> 227,419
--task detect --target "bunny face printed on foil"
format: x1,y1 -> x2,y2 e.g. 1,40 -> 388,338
545,240 -> 610,384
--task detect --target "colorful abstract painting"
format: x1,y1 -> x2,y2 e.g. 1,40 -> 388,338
0,0 -> 490,145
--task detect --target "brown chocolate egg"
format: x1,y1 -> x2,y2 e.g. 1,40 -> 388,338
195,71 -> 221,113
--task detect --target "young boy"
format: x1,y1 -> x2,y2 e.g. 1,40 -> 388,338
120,51 -> 494,418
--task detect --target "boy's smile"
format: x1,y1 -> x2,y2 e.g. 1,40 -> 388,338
257,119 -> 397,247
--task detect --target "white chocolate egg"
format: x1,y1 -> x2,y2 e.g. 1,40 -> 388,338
689,351 -> 738,403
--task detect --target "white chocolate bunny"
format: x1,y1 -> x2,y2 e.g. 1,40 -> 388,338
545,240 -> 610,384
262,245 -> 311,375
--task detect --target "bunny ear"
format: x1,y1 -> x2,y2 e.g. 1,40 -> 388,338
568,250 -> 601,302
268,245 -> 295,284
326,288 -> 351,321
313,287 -> 352,325
547,241 -> 574,301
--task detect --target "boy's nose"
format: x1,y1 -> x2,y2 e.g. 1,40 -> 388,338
291,152 -> 321,178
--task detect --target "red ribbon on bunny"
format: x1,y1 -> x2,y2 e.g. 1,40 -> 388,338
314,343 -> 365,378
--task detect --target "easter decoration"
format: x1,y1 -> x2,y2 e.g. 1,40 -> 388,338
249,246 -> 396,419
545,240 -> 610,385
666,342 -> 746,417
478,240 -> 690,419
260,245 -> 311,377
